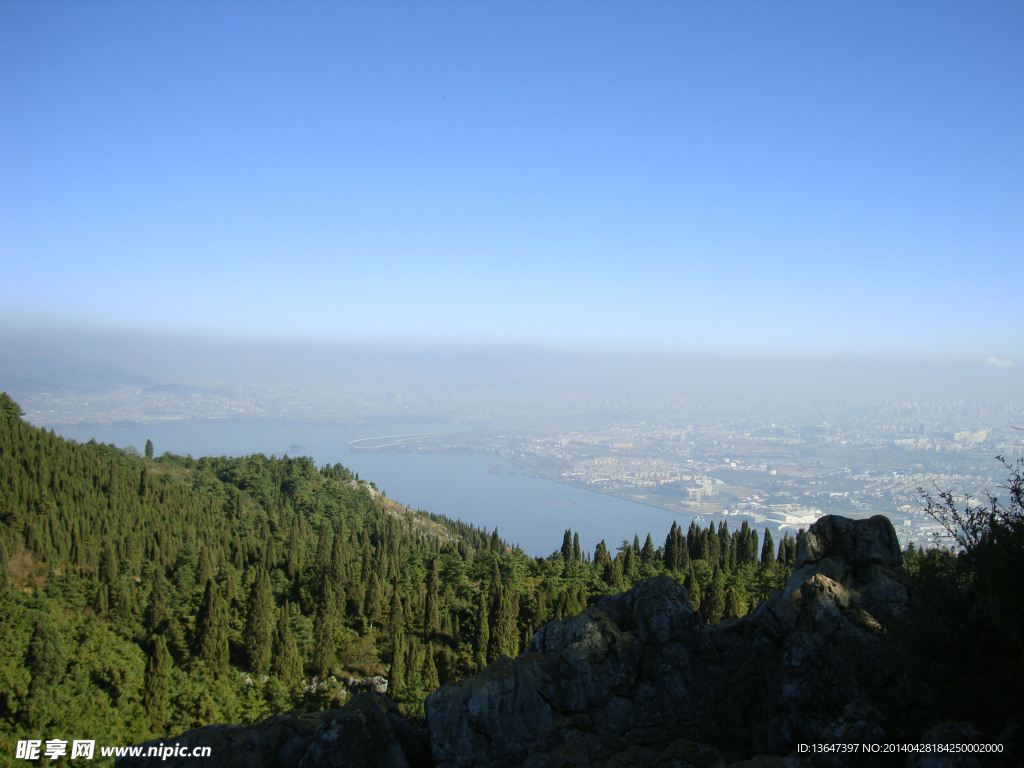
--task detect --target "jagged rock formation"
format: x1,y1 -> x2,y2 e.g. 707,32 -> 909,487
119,515 -> 1012,767
426,514 -> 915,767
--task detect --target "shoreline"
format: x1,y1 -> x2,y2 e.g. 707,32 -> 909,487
523,469 -> 706,522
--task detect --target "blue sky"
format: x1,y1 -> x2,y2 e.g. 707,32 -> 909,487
2,2 -> 1022,360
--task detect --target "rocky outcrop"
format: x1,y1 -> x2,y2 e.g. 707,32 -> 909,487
784,513 -> 907,620
425,514 -> 917,767
426,576 -> 719,767
121,514 -> 1013,767
116,693 -> 430,768
343,674 -> 389,695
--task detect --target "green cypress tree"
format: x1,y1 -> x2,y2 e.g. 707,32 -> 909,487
604,558 -> 623,590
718,522 -> 732,571
195,546 -> 214,593
705,523 -> 720,565
312,583 -> 337,678
489,586 -> 520,660
424,558 -> 441,635
314,524 -> 331,580
761,529 -> 777,571
676,524 -> 690,572
329,532 -> 346,596
560,530 -> 573,574
779,532 -> 797,566
365,572 -> 383,628
663,523 -> 678,572
488,560 -> 503,607
245,566 -> 275,675
641,534 -> 655,567
705,567 -> 726,624
144,634 -> 172,731
271,601 -> 302,685
724,587 -> 743,620
144,572 -> 171,637
422,644 -> 440,691
594,540 -> 612,569
684,563 -> 701,611
390,631 -> 407,697
746,524 -> 760,567
27,613 -> 66,687
195,578 -> 229,673
387,586 -> 404,636
96,582 -> 110,616
99,542 -> 119,590
737,521 -> 751,565
623,546 -> 638,582
474,590 -> 489,670
687,522 -> 700,561
285,522 -> 302,580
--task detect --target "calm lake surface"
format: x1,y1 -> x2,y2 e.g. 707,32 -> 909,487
45,417 -> 693,557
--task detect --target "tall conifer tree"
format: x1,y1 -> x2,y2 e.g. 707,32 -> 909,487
705,567 -> 726,624
390,631 -> 407,697
144,635 -> 172,731
195,578 -> 229,673
245,566 -> 275,675
312,583 -> 337,677
424,558 -> 441,636
489,586 -> 519,660
271,601 -> 302,685
474,590 -> 490,670
761,529 -> 777,571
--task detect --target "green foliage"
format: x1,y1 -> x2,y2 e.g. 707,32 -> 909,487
270,601 -> 302,685
905,455 -> 1024,734
704,567 -> 726,624
144,634 -> 172,732
0,393 -> 795,749
195,579 -> 229,673
760,529 -> 776,571
245,567 -> 275,675
0,392 -> 24,420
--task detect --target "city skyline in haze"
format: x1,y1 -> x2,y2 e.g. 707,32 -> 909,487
2,2 -> 1022,361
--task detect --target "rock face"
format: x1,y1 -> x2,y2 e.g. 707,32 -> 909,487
116,693 -> 430,768
124,514 -> 1011,767
425,514 -> 914,768
425,576 -> 718,768
784,513 -> 907,620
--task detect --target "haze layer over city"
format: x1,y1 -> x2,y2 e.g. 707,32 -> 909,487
4,332 -> 1023,554
3,3 -> 1022,553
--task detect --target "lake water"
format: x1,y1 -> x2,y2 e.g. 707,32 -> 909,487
44,417 -> 694,557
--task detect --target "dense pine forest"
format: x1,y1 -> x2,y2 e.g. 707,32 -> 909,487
0,392 -> 796,759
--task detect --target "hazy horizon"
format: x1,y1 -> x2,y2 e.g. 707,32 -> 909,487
4,326 -> 1022,417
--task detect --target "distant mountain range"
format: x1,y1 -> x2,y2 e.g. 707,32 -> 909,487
0,341 -> 225,398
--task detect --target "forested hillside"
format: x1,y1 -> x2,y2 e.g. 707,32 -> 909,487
0,392 -> 795,760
